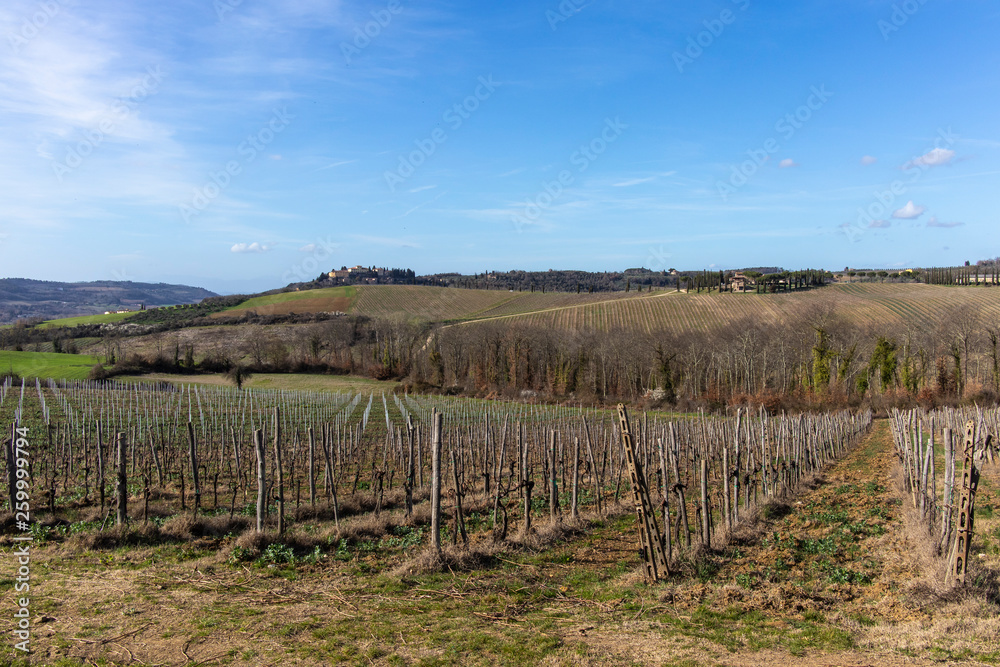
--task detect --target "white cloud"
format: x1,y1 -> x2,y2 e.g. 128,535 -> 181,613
927,216 -> 964,228
860,155 -> 877,165
409,184 -> 437,193
868,219 -> 891,228
778,158 -> 798,168
891,201 -> 926,219
613,176 -> 657,187
299,243 -> 316,252
905,147 -> 955,168
231,242 -> 273,253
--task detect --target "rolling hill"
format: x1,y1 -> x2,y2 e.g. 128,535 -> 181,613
207,282 -> 1000,334
0,278 -> 217,324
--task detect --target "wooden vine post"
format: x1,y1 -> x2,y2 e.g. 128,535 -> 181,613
116,432 -> 127,527
254,428 -> 266,532
617,404 -> 670,582
430,409 -> 442,554
187,421 -> 201,517
274,407 -> 285,536
948,420 -> 981,586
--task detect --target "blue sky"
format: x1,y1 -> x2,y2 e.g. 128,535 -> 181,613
1,0 -> 997,294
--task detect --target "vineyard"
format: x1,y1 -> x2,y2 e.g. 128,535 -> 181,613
4,378 -> 870,558
467,282 -> 1000,334
200,283 -> 1000,333
5,378 -> 1000,664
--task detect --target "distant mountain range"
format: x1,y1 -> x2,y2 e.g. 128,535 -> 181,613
0,279 -> 217,324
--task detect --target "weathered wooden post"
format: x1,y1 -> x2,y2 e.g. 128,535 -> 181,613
700,458 -> 710,547
431,409 -> 442,553
96,420 -> 105,517
549,430 -> 560,522
948,421 -> 981,586
722,447 -> 731,531
940,427 -> 955,552
522,423 -> 533,534
571,436 -> 580,519
451,449 -> 468,545
254,428 -> 266,532
617,404 -> 669,582
308,426 -> 316,507
405,415 -> 415,517
116,432 -> 127,527
273,408 -> 285,536
148,431 -> 163,487
187,421 -> 200,517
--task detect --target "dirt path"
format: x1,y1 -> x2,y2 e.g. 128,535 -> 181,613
448,289 -> 680,327
566,419 -> 1000,666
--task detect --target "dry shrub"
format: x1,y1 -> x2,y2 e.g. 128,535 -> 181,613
233,529 -> 273,558
507,517 -> 589,551
68,522 -> 163,551
391,541 -> 502,577
229,527 -> 326,560
160,514 -> 250,540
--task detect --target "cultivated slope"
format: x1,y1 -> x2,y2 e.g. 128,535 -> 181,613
212,282 -> 1000,333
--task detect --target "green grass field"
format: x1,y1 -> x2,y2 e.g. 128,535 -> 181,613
0,350 -> 104,380
216,286 -> 358,317
37,311 -> 136,328
126,372 -> 398,393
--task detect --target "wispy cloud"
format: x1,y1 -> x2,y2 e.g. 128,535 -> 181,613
612,176 -> 656,187
904,147 -> 955,169
927,216 -> 964,228
778,158 -> 799,168
314,159 -> 356,172
860,155 -> 877,165
869,219 -> 891,228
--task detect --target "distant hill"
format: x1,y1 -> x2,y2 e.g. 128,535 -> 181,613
0,278 -> 217,324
